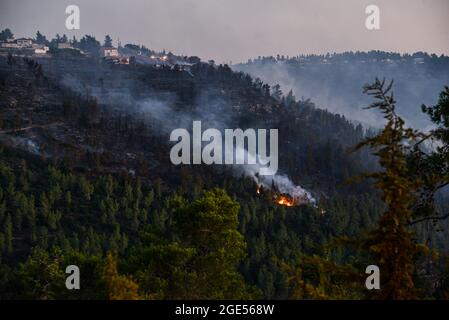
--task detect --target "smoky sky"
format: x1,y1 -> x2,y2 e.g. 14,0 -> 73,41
0,0 -> 448,63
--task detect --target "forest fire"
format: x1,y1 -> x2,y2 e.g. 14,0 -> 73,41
275,194 -> 295,207
251,173 -> 316,207
256,186 -> 299,207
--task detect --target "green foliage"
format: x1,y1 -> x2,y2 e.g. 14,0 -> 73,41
129,189 -> 257,299
15,247 -> 66,299
281,80 -> 449,300
103,252 -> 140,300
1,48 -> 447,300
104,35 -> 113,47
0,28 -> 13,41
281,254 -> 363,299
35,31 -> 48,45
354,79 -> 429,299
407,87 -> 449,222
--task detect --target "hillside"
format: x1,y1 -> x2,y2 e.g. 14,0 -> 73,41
234,51 -> 449,129
0,50 -> 392,298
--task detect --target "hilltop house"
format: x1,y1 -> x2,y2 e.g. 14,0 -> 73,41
1,37 -> 33,49
414,57 -> 425,64
103,56 -> 130,65
15,38 -> 33,47
100,46 -> 118,57
33,45 -> 49,54
0,37 -> 48,54
57,42 -> 73,50
0,40 -> 20,49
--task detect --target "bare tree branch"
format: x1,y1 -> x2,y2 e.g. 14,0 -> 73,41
409,212 -> 449,226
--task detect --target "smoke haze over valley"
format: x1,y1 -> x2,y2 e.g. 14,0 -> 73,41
235,52 -> 449,129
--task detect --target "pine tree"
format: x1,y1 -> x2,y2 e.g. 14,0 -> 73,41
103,252 -> 139,300
4,214 -> 12,254
354,79 -> 428,299
35,31 -> 48,45
16,247 -> 66,299
104,35 -> 113,47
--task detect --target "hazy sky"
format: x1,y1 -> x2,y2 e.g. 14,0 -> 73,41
0,0 -> 448,63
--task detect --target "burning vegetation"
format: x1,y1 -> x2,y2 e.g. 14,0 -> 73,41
252,172 -> 316,207
256,185 -> 313,207
275,194 -> 295,207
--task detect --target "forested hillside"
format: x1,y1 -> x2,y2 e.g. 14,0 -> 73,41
0,47 -> 448,299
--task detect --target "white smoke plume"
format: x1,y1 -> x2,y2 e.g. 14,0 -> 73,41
61,72 -> 316,205
235,147 -> 316,205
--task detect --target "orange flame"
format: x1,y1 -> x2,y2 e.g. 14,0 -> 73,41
276,195 -> 295,207
256,186 -> 297,207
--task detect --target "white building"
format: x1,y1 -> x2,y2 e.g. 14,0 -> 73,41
414,57 -> 425,64
34,46 -> 49,54
57,42 -> 72,50
100,46 -> 118,57
1,41 -> 20,49
1,38 -> 33,49
15,38 -> 33,48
